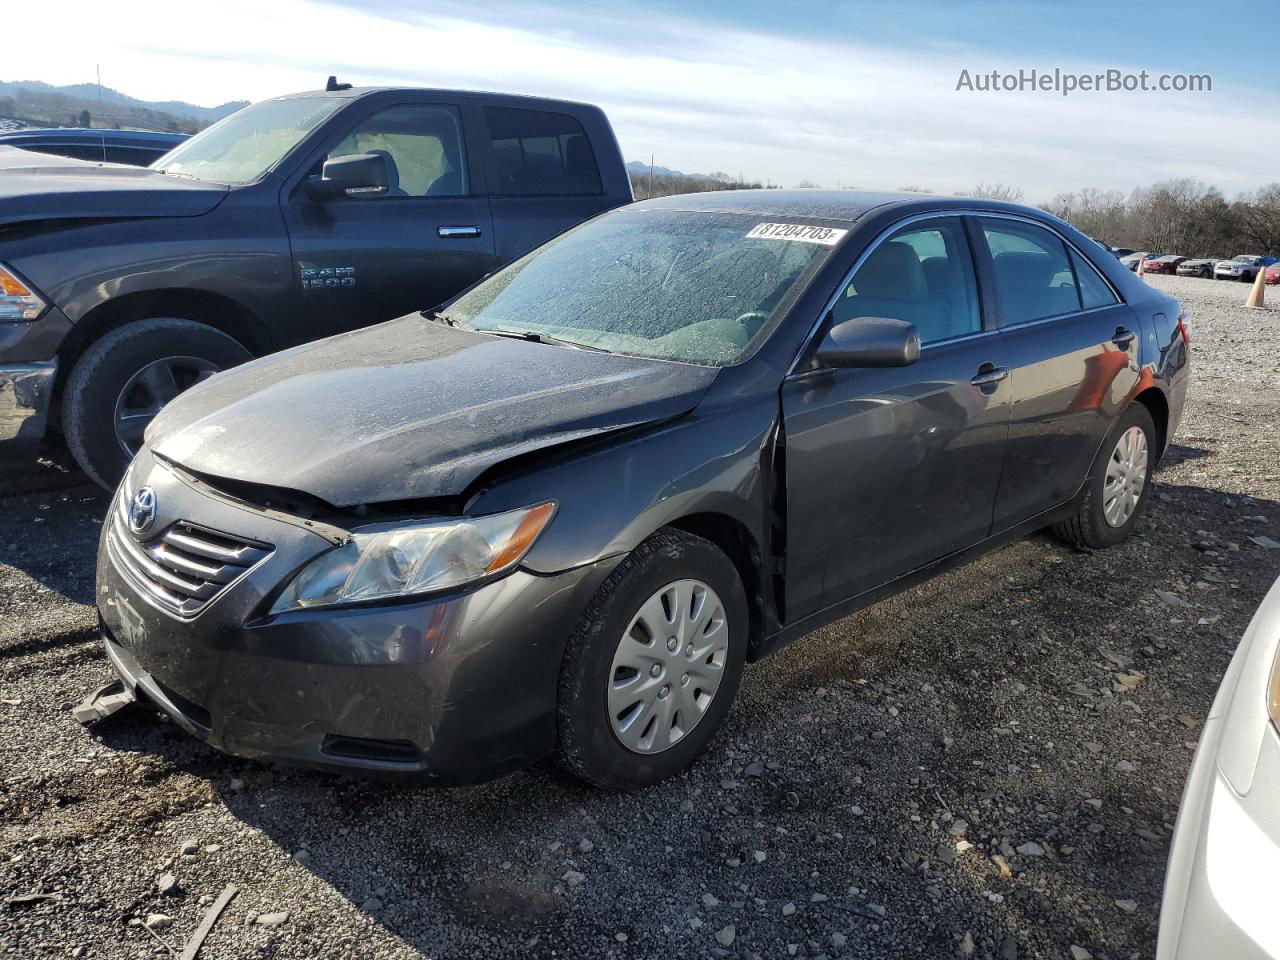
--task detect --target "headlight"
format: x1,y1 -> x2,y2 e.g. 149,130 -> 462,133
0,263 -> 48,321
269,502 -> 555,614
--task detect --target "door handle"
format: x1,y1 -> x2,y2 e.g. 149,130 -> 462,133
970,364 -> 1008,386
1111,326 -> 1136,348
438,225 -> 482,239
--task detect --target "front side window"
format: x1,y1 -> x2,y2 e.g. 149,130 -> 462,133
326,104 -> 467,197
833,218 -> 981,344
981,219 -> 1082,326
485,107 -> 602,196
153,97 -> 345,184
445,210 -> 838,365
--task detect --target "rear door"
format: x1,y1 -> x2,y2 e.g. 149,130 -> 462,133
976,216 -> 1141,531
781,215 -> 1011,618
282,98 -> 496,341
479,104 -> 616,263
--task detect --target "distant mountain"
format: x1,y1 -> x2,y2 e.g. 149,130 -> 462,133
626,160 -> 708,181
0,80 -> 247,133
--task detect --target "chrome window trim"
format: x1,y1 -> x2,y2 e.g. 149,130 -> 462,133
787,207 -> 1124,376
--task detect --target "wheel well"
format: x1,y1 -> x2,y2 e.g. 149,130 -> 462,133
666,513 -> 766,654
59,289 -> 272,382
1132,387 -> 1170,457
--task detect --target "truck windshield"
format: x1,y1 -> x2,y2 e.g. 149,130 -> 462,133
151,97 -> 345,185
446,209 -> 842,366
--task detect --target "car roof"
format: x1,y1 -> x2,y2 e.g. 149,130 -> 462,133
630,189 -> 1050,224
271,86 -> 600,111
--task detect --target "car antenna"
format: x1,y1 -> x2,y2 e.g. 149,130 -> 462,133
326,75 -> 353,92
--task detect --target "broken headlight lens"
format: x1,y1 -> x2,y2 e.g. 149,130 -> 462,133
0,263 -> 48,321
269,502 -> 556,614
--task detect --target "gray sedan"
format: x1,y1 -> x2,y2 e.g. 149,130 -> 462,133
89,191 -> 1190,789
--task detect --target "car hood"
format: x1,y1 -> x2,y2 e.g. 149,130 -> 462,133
148,315 -> 719,506
0,146 -> 228,226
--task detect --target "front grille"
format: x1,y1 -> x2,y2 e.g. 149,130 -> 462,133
106,497 -> 272,618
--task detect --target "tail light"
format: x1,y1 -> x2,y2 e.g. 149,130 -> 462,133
1176,313 -> 1190,346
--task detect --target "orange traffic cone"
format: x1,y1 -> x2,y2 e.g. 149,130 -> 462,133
1246,267 -> 1267,309
1136,258 -> 1146,277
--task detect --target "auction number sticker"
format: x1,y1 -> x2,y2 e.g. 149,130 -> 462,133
746,222 -> 847,245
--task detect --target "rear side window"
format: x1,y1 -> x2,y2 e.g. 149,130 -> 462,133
981,219 -> 1082,326
833,217 -> 981,345
1068,248 -> 1119,309
485,107 -> 602,196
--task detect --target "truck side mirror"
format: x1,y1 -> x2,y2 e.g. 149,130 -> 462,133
815,316 -> 921,368
305,153 -> 389,201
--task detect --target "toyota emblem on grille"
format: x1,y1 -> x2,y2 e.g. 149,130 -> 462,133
128,486 -> 158,536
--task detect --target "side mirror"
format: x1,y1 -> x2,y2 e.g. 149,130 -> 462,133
815,317 -> 921,368
305,153 -> 389,201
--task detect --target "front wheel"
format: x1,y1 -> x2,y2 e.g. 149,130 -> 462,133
1052,403 -> 1156,550
556,529 -> 748,790
62,318 -> 253,490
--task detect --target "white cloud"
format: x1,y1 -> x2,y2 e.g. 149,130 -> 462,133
7,0 -> 1276,198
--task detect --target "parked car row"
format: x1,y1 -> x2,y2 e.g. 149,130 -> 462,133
1111,250 -> 1277,281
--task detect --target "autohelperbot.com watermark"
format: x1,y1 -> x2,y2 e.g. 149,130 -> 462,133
955,68 -> 1212,96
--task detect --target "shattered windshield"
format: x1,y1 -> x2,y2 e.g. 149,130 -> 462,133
445,209 -> 844,366
152,97 -> 344,185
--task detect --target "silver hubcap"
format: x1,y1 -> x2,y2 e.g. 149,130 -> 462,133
113,356 -> 221,457
1103,425 -> 1149,528
607,579 -> 728,754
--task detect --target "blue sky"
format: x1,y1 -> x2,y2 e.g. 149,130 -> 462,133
10,0 -> 1277,198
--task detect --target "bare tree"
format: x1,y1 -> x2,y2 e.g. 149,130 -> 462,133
956,182 -> 1025,203
897,185 -> 933,193
794,179 -> 821,189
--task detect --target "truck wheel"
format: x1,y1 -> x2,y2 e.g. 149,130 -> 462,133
556,529 -> 748,790
62,318 -> 252,490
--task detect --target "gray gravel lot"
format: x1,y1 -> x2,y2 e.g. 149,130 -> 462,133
3,273 -> 1279,960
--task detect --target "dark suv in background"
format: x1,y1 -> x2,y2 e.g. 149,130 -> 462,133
0,82 -> 631,487
0,128 -> 189,166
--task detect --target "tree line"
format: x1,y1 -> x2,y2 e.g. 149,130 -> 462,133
1043,180 -> 1280,258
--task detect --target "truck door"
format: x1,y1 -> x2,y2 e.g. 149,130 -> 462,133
282,100 -> 496,341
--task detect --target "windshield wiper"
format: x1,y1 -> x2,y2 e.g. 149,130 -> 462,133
421,309 -> 457,327
479,329 -> 611,353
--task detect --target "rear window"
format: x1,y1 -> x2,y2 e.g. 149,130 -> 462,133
485,106 -> 602,196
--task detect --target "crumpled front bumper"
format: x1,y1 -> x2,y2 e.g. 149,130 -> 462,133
0,361 -> 56,445
95,449 -> 620,783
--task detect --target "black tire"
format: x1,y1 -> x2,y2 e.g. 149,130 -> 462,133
62,318 -> 252,490
556,529 -> 749,791
1052,403 -> 1156,550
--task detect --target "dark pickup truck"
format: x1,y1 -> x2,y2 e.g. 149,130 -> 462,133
0,82 -> 631,486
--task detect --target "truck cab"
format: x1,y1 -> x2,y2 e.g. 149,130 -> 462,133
0,82 -> 632,487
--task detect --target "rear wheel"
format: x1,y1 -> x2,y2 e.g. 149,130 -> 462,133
1052,403 -> 1156,550
62,318 -> 252,489
556,529 -> 748,790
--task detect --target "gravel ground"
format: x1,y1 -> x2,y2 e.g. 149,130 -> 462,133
2,273 -> 1279,960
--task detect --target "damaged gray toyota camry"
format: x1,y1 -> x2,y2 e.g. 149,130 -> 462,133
92,191 -> 1189,789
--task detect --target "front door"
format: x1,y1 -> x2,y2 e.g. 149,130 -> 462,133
781,216 -> 1011,619
975,217 -> 1143,531
282,101 -> 496,342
